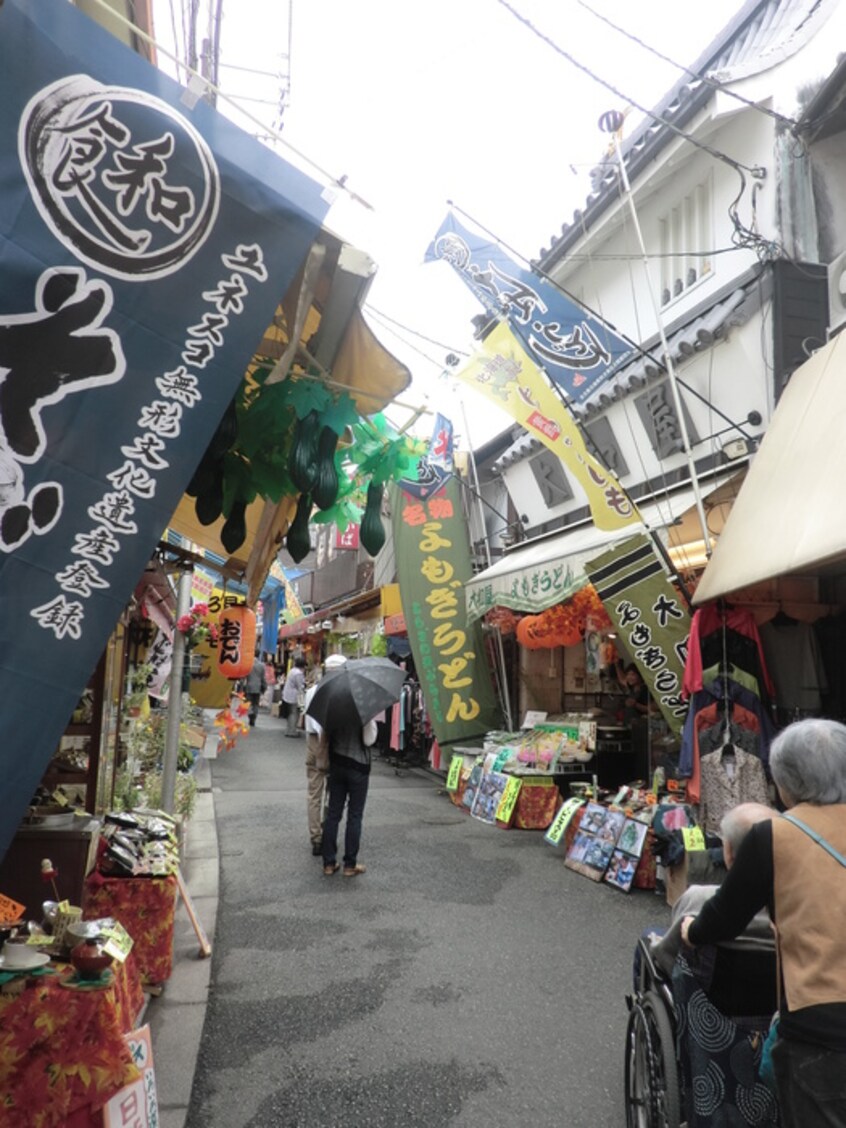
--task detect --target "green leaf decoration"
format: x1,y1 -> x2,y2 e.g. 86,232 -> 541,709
287,377 -> 332,418
321,392 -> 360,436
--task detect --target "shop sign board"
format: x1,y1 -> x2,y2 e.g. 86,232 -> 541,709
103,1024 -> 158,1128
544,797 -> 586,847
585,534 -> 690,736
392,415 -> 501,746
0,0 -> 329,860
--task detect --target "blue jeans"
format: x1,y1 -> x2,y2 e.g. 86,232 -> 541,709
322,759 -> 370,868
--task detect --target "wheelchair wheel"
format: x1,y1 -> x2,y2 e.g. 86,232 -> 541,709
624,992 -> 681,1128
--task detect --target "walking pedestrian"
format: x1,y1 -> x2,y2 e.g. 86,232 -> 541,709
322,713 -> 378,878
303,654 -> 346,856
243,652 -> 267,728
282,656 -> 306,738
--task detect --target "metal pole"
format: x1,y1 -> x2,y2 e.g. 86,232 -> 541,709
612,133 -> 713,557
162,566 -> 192,814
457,392 -> 515,731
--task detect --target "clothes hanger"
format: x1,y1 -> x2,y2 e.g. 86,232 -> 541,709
771,607 -> 796,627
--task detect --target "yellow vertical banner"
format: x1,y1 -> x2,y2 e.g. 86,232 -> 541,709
454,322 -> 640,531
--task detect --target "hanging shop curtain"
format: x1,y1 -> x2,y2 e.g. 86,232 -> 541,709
694,333 -> 846,604
0,0 -> 333,860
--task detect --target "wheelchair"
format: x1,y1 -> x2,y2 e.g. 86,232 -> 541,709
624,936 -> 681,1128
624,935 -> 780,1128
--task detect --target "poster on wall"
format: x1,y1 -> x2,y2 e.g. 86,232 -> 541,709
0,0 -> 331,860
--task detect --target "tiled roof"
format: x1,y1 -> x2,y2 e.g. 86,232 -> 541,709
538,0 -> 835,269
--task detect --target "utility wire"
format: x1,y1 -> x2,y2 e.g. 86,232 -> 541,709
365,304 -> 471,358
495,0 -> 765,180
575,0 -> 799,131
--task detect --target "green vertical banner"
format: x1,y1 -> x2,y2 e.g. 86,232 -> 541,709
390,418 -> 501,746
584,534 -> 690,735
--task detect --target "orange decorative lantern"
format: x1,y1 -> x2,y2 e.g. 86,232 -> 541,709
217,605 -> 257,679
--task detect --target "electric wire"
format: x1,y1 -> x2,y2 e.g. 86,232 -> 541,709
494,0 -> 783,263
495,0 -> 765,180
365,305 -> 471,358
574,0 -> 800,132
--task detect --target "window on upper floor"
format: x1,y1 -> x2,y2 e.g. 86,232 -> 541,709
658,176 -> 713,307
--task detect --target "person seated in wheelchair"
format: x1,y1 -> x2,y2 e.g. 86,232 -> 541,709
652,801 -> 777,1016
645,802 -> 780,1128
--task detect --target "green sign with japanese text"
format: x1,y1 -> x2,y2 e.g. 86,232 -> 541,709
390,474 -> 501,747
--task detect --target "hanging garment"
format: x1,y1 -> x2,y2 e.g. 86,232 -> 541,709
759,619 -> 828,713
698,747 -> 771,835
684,605 -> 774,698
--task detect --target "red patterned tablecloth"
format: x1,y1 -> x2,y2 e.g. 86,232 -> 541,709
0,954 -> 144,1128
511,777 -> 560,830
82,873 -> 176,985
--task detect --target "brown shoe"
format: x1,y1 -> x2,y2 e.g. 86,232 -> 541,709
342,863 -> 366,877
323,863 -> 340,876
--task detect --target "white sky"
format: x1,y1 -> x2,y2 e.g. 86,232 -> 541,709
154,0 -> 746,447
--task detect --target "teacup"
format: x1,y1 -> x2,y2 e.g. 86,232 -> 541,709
2,941 -> 33,968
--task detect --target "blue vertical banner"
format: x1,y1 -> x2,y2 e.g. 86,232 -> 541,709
425,211 -> 634,403
0,0 -> 331,859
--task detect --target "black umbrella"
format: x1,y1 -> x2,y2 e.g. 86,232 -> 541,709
306,657 -> 407,730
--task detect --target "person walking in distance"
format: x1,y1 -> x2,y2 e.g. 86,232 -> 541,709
322,712 -> 378,878
303,655 -> 346,856
282,656 -> 306,738
243,652 -> 267,728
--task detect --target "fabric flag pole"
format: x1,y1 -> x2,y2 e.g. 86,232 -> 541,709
391,414 -> 501,746
453,321 -> 640,532
584,534 -> 690,735
426,210 -> 634,403
0,0 -> 331,860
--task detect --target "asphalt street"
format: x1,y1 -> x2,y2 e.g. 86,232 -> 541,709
186,710 -> 668,1127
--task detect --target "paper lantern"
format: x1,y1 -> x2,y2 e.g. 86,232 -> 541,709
217,605 -> 257,679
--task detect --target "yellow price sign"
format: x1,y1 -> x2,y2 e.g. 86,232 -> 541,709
682,826 -> 706,852
0,892 -> 26,924
446,754 -> 463,793
496,777 -> 522,824
544,797 -> 585,846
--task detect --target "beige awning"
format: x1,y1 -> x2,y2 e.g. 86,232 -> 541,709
466,474 -> 739,621
693,333 -> 846,605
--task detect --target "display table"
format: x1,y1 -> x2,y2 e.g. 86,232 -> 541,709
82,873 -> 177,985
0,953 -> 144,1128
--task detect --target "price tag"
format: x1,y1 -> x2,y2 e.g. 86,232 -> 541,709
495,777 -> 522,824
682,826 -> 706,852
544,797 -> 585,846
56,899 -> 70,913
491,748 -> 510,773
0,893 -> 26,924
101,921 -> 134,963
51,790 -> 69,807
445,754 -> 463,793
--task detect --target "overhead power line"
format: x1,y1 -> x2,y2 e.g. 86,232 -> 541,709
495,0 -> 765,180
575,0 -> 799,131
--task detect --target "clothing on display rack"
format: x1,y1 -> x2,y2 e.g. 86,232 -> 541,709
680,603 -> 775,808
759,615 -> 828,721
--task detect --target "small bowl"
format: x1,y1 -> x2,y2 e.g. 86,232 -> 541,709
66,920 -> 103,945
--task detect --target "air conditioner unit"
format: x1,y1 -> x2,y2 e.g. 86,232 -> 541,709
827,249 -> 846,335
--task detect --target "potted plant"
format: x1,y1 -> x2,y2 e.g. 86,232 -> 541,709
125,662 -> 153,718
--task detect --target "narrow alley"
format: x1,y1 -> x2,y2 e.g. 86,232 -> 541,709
182,712 -> 663,1127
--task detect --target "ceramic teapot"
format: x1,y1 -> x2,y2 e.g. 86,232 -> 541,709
70,936 -> 113,980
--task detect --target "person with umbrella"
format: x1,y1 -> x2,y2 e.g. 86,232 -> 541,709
307,657 -> 406,877
303,653 -> 347,856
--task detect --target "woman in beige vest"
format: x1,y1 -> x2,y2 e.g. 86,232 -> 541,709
682,718 -> 846,1126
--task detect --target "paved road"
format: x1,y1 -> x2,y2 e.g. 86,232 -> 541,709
187,711 -> 667,1127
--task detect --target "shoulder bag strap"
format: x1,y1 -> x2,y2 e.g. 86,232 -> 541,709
783,813 -> 846,868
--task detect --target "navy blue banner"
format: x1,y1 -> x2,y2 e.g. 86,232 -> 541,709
426,212 -> 634,403
0,0 -> 330,859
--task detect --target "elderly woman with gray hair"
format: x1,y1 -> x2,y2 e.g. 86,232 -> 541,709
681,718 -> 846,1126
